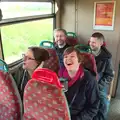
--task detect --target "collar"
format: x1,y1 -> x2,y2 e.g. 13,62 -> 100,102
58,42 -> 66,48
62,65 -> 84,87
92,49 -> 101,56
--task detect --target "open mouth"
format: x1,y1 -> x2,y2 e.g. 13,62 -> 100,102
66,63 -> 73,66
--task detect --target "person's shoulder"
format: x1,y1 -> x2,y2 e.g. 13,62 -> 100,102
63,43 -> 70,49
100,46 -> 112,59
83,69 -> 97,84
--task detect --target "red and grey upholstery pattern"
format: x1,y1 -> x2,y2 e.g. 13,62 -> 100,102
43,48 -> 59,74
74,45 -> 98,79
0,71 -> 22,120
80,53 -> 98,80
23,68 -> 70,120
39,41 -> 59,74
66,32 -> 79,46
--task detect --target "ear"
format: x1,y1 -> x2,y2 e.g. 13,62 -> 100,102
100,41 -> 103,46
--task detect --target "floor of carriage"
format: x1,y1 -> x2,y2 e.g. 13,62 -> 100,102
108,98 -> 120,120
108,71 -> 120,120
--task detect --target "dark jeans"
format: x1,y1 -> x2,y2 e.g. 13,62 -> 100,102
94,86 -> 110,120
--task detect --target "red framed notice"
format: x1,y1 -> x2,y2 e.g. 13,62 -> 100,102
93,1 -> 116,30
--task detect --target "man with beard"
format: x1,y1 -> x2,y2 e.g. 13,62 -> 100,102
54,28 -> 70,69
89,32 -> 114,120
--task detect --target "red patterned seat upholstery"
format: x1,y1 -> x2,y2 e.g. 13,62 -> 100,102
0,71 -> 22,120
66,36 -> 79,46
66,32 -> 79,46
80,53 -> 98,80
43,48 -> 59,74
23,68 -> 70,120
39,41 -> 59,74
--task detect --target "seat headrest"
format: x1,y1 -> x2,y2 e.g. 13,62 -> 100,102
0,59 -> 8,72
32,68 -> 62,88
80,53 -> 97,77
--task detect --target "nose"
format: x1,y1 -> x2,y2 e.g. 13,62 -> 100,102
57,36 -> 61,41
22,56 -> 28,61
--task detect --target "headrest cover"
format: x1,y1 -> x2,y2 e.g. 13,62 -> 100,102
32,68 -> 62,88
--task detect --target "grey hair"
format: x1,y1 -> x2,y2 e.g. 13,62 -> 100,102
53,28 -> 67,37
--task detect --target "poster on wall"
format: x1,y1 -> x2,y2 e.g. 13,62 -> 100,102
93,1 -> 116,30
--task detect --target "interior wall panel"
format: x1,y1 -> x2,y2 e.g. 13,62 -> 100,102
59,0 -> 120,96
60,0 -> 76,32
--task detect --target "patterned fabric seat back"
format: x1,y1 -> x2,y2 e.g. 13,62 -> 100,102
0,71 -> 22,120
75,44 -> 92,53
39,41 -> 59,74
23,68 -> 71,120
66,32 -> 79,46
75,44 -> 98,79
43,48 -> 59,74
80,52 -> 98,80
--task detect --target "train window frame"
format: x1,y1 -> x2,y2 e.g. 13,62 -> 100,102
0,0 -> 56,66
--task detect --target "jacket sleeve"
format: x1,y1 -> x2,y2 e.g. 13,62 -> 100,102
78,75 -> 100,120
99,58 -> 114,87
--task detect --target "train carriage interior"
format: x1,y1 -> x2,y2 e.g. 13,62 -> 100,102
0,0 -> 120,120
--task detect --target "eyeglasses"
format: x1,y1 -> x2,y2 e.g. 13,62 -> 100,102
22,54 -> 35,61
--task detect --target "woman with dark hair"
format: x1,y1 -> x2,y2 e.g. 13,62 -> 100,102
59,46 -> 100,120
19,46 -> 49,99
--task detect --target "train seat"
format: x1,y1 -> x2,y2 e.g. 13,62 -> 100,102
43,48 -> 59,74
23,68 -> 70,120
39,40 -> 54,49
75,44 -> 92,53
0,59 -> 9,72
0,59 -> 22,120
75,45 -> 98,79
66,32 -> 79,46
81,52 -> 98,79
39,41 -> 59,74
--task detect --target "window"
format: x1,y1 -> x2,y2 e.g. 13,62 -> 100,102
0,1 -> 55,64
0,2 -> 52,19
1,19 -> 53,64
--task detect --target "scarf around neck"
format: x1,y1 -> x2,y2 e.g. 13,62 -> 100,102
61,65 -> 84,87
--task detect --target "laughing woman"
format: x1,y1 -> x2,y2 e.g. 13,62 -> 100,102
59,46 -> 100,120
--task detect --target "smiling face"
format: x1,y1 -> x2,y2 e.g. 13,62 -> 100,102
89,37 -> 102,51
23,49 -> 38,71
63,51 -> 80,71
54,30 -> 67,47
